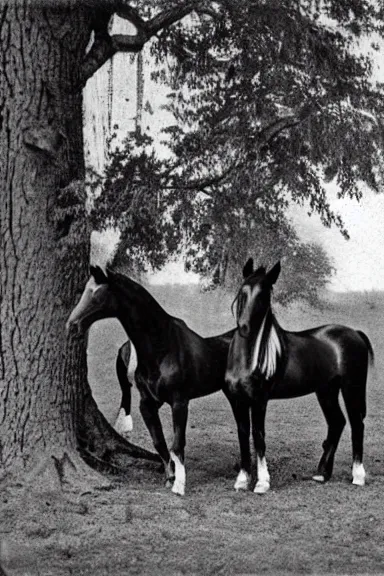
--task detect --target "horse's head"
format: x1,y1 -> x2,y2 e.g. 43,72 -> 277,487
66,265 -> 117,334
235,258 -> 281,338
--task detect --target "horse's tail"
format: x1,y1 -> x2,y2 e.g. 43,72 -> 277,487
357,330 -> 374,366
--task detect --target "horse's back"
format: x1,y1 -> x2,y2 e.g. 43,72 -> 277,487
303,324 -> 371,366
275,324 -> 371,398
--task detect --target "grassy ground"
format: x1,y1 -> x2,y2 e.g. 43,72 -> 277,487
1,286 -> 384,575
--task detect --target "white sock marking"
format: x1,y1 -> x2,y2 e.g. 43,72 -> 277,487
312,474 -> 326,483
234,469 -> 250,491
114,409 -> 133,434
254,456 -> 270,494
352,462 -> 366,486
170,451 -> 186,496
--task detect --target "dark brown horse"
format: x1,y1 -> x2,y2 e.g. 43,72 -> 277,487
67,266 -> 236,495
225,258 -> 374,493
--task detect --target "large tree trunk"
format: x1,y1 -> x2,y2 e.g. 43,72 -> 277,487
0,3 -> 157,489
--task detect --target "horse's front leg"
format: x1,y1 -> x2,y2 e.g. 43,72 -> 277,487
139,398 -> 173,485
225,392 -> 252,491
251,400 -> 270,494
170,399 -> 189,496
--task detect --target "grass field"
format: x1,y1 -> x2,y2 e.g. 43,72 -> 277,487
2,285 -> 384,575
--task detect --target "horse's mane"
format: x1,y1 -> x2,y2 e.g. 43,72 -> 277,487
106,267 -> 169,317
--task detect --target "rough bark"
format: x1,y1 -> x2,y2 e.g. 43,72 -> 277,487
0,3 -> 158,489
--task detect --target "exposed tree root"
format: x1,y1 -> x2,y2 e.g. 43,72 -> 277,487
23,449 -> 112,493
0,389 -> 160,493
77,392 -> 161,475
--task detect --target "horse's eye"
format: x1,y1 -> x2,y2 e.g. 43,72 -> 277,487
93,286 -> 105,302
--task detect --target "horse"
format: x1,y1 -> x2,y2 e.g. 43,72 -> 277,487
225,258 -> 374,494
66,265 -> 237,496
114,340 -> 134,435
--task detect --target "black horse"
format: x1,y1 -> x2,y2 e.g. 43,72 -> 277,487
225,258 -> 374,493
67,266 -> 237,495
114,340 -> 134,435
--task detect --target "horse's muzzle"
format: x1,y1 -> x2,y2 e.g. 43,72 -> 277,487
66,317 -> 83,336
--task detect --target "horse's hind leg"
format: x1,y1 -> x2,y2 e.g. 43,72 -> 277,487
114,343 -> 133,434
341,374 -> 367,486
313,385 -> 346,483
170,399 -> 189,496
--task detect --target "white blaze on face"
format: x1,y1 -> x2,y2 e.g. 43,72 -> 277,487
67,276 -> 103,328
239,284 -> 260,328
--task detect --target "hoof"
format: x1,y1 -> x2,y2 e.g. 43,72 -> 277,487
352,477 -> 365,487
312,474 -> 326,483
234,470 -> 250,492
171,481 -> 185,496
254,481 -> 270,494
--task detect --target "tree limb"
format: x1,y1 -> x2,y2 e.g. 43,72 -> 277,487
258,103 -> 315,146
146,3 -> 200,35
173,161 -> 242,194
81,9 -> 115,86
81,1 -> 206,85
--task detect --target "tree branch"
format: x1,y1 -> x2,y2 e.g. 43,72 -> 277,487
115,3 -> 147,29
174,161 -> 242,194
81,1 -> 206,85
81,10 -> 116,86
258,103 -> 315,146
146,3 -> 200,35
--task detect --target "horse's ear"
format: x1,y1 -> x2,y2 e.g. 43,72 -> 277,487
266,261 -> 281,285
90,265 -> 108,285
242,258 -> 254,279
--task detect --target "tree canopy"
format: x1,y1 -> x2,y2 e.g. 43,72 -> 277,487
92,0 -> 384,302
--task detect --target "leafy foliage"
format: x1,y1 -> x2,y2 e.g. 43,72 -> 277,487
92,0 -> 384,303
91,133 -> 185,273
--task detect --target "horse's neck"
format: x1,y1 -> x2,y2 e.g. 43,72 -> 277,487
113,279 -> 171,362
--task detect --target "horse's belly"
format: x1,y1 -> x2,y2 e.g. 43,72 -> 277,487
186,370 -> 224,400
270,376 -> 316,399
270,360 -> 337,399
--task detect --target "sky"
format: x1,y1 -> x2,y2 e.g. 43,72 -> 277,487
147,185 -> 384,291
289,186 -> 384,292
